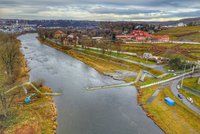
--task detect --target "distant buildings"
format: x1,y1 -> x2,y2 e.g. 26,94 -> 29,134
0,20 -> 36,34
53,30 -> 79,46
177,22 -> 186,27
116,30 -> 169,43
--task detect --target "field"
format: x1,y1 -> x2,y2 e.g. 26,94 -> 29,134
183,77 -> 200,91
138,86 -> 200,134
156,26 -> 200,42
121,43 -> 200,61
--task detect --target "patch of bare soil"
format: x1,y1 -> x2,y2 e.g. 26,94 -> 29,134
15,125 -> 37,134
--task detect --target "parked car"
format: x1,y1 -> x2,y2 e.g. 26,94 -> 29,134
187,97 -> 193,103
177,94 -> 183,99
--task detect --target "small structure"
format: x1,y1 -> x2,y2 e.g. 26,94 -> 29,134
54,30 -> 66,39
164,97 -> 175,106
92,37 -> 103,42
143,53 -> 153,59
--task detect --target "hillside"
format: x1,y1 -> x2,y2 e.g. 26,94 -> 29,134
156,26 -> 200,42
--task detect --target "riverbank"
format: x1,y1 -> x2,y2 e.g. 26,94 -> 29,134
0,35 -> 57,134
137,86 -> 200,134
38,37 -> 162,77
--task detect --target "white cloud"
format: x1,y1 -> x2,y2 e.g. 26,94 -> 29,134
0,0 -> 200,21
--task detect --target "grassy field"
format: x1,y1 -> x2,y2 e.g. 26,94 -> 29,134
156,26 -> 200,41
138,86 -> 200,134
121,42 -> 200,61
183,77 -> 200,91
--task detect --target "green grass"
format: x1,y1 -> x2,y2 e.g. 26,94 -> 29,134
183,77 -> 200,91
179,33 -> 200,42
139,86 -> 200,134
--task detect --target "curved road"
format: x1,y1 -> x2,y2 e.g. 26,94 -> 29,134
170,74 -> 200,114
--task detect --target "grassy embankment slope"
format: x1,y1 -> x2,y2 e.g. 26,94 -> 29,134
0,34 -> 57,134
138,86 -> 200,134
179,77 -> 200,108
38,37 -> 162,77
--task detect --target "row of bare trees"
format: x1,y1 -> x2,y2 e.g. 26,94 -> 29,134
79,37 -> 123,55
0,33 -> 22,118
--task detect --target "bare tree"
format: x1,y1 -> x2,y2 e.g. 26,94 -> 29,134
114,40 -> 123,55
80,37 -> 92,49
0,40 -> 21,81
0,87 -> 17,118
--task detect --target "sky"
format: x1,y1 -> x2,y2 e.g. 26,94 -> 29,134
0,0 -> 200,21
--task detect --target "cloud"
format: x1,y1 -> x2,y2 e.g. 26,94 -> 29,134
0,0 -> 200,21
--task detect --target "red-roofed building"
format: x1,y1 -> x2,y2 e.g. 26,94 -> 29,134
116,30 -> 169,42
54,30 -> 66,39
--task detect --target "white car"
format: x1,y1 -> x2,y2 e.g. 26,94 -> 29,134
187,97 -> 193,104
177,85 -> 180,89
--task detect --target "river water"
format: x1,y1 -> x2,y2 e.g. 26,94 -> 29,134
18,33 -> 162,134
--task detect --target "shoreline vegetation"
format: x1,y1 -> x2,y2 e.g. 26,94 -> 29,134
0,34 -> 57,134
39,36 -> 200,134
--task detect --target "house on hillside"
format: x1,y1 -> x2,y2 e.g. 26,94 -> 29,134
54,30 -> 66,39
66,34 -> 79,45
116,30 -> 152,42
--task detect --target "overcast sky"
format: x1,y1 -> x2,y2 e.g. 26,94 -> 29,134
0,0 -> 200,21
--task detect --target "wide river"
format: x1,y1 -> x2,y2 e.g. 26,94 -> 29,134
18,33 -> 162,134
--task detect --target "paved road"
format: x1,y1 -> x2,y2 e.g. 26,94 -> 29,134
170,74 -> 200,115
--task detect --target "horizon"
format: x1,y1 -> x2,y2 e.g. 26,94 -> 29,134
0,0 -> 200,21
1,17 -> 199,23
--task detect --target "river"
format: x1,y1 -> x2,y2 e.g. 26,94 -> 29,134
18,33 -> 162,134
